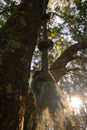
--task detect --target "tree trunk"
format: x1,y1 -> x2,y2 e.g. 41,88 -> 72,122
0,0 -> 44,129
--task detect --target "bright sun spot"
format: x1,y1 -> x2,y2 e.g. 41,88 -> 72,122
70,97 -> 82,109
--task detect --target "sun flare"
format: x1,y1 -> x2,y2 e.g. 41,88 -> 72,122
70,97 -> 82,109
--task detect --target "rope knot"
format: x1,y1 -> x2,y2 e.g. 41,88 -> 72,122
38,39 -> 53,51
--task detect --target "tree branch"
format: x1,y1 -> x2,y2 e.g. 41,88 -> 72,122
50,41 -> 87,82
67,67 -> 87,72
48,11 -> 64,19
73,56 -> 87,60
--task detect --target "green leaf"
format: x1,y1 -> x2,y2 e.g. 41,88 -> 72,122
58,49 -> 63,56
50,32 -> 57,38
67,0 -> 71,2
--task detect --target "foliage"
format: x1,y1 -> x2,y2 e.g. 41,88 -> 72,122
0,0 -> 18,27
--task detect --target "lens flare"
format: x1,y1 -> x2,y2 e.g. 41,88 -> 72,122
70,97 -> 82,109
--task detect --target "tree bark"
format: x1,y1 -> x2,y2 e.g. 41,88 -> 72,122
0,0 -> 44,129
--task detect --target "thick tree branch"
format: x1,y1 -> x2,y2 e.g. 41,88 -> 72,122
50,41 -> 87,82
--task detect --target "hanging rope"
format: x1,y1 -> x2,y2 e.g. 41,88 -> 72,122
42,0 -> 48,39
38,0 -> 53,71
